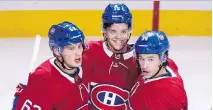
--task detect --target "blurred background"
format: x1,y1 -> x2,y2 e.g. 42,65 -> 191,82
0,1 -> 212,109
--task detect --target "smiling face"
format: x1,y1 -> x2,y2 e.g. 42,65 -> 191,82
137,54 -> 162,79
104,23 -> 131,53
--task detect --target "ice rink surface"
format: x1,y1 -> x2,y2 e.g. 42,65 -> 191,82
0,36 -> 211,109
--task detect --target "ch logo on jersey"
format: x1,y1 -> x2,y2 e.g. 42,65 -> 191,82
90,84 -> 130,110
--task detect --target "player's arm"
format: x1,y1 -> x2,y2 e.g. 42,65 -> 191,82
15,71 -> 49,110
12,83 -> 27,110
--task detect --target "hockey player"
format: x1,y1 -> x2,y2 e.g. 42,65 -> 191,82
130,31 -> 188,110
85,3 -> 139,110
14,21 -> 90,110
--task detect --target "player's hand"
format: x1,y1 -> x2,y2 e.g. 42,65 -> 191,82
12,83 -> 26,110
14,83 -> 26,96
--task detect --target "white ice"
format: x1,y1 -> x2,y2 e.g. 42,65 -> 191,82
0,36 -> 211,110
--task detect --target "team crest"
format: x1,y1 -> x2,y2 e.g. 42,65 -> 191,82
90,84 -> 131,110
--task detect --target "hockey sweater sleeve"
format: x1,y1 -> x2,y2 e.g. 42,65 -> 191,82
15,71 -> 51,110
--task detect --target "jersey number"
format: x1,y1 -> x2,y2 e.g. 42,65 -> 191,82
21,99 -> 41,110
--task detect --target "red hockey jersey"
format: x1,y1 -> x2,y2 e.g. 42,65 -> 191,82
130,59 -> 188,110
84,40 -> 139,110
15,57 -> 90,110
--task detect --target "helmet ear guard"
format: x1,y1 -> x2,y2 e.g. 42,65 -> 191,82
160,51 -> 169,67
161,55 -> 167,63
159,51 -> 168,63
57,47 -> 63,54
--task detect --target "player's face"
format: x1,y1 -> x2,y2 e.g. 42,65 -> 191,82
138,54 -> 161,79
61,42 -> 83,68
104,23 -> 130,51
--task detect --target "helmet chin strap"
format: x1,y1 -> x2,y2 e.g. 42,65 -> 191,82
60,58 -> 75,70
55,57 -> 79,76
145,64 -> 164,80
144,53 -> 167,80
56,47 -> 76,71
